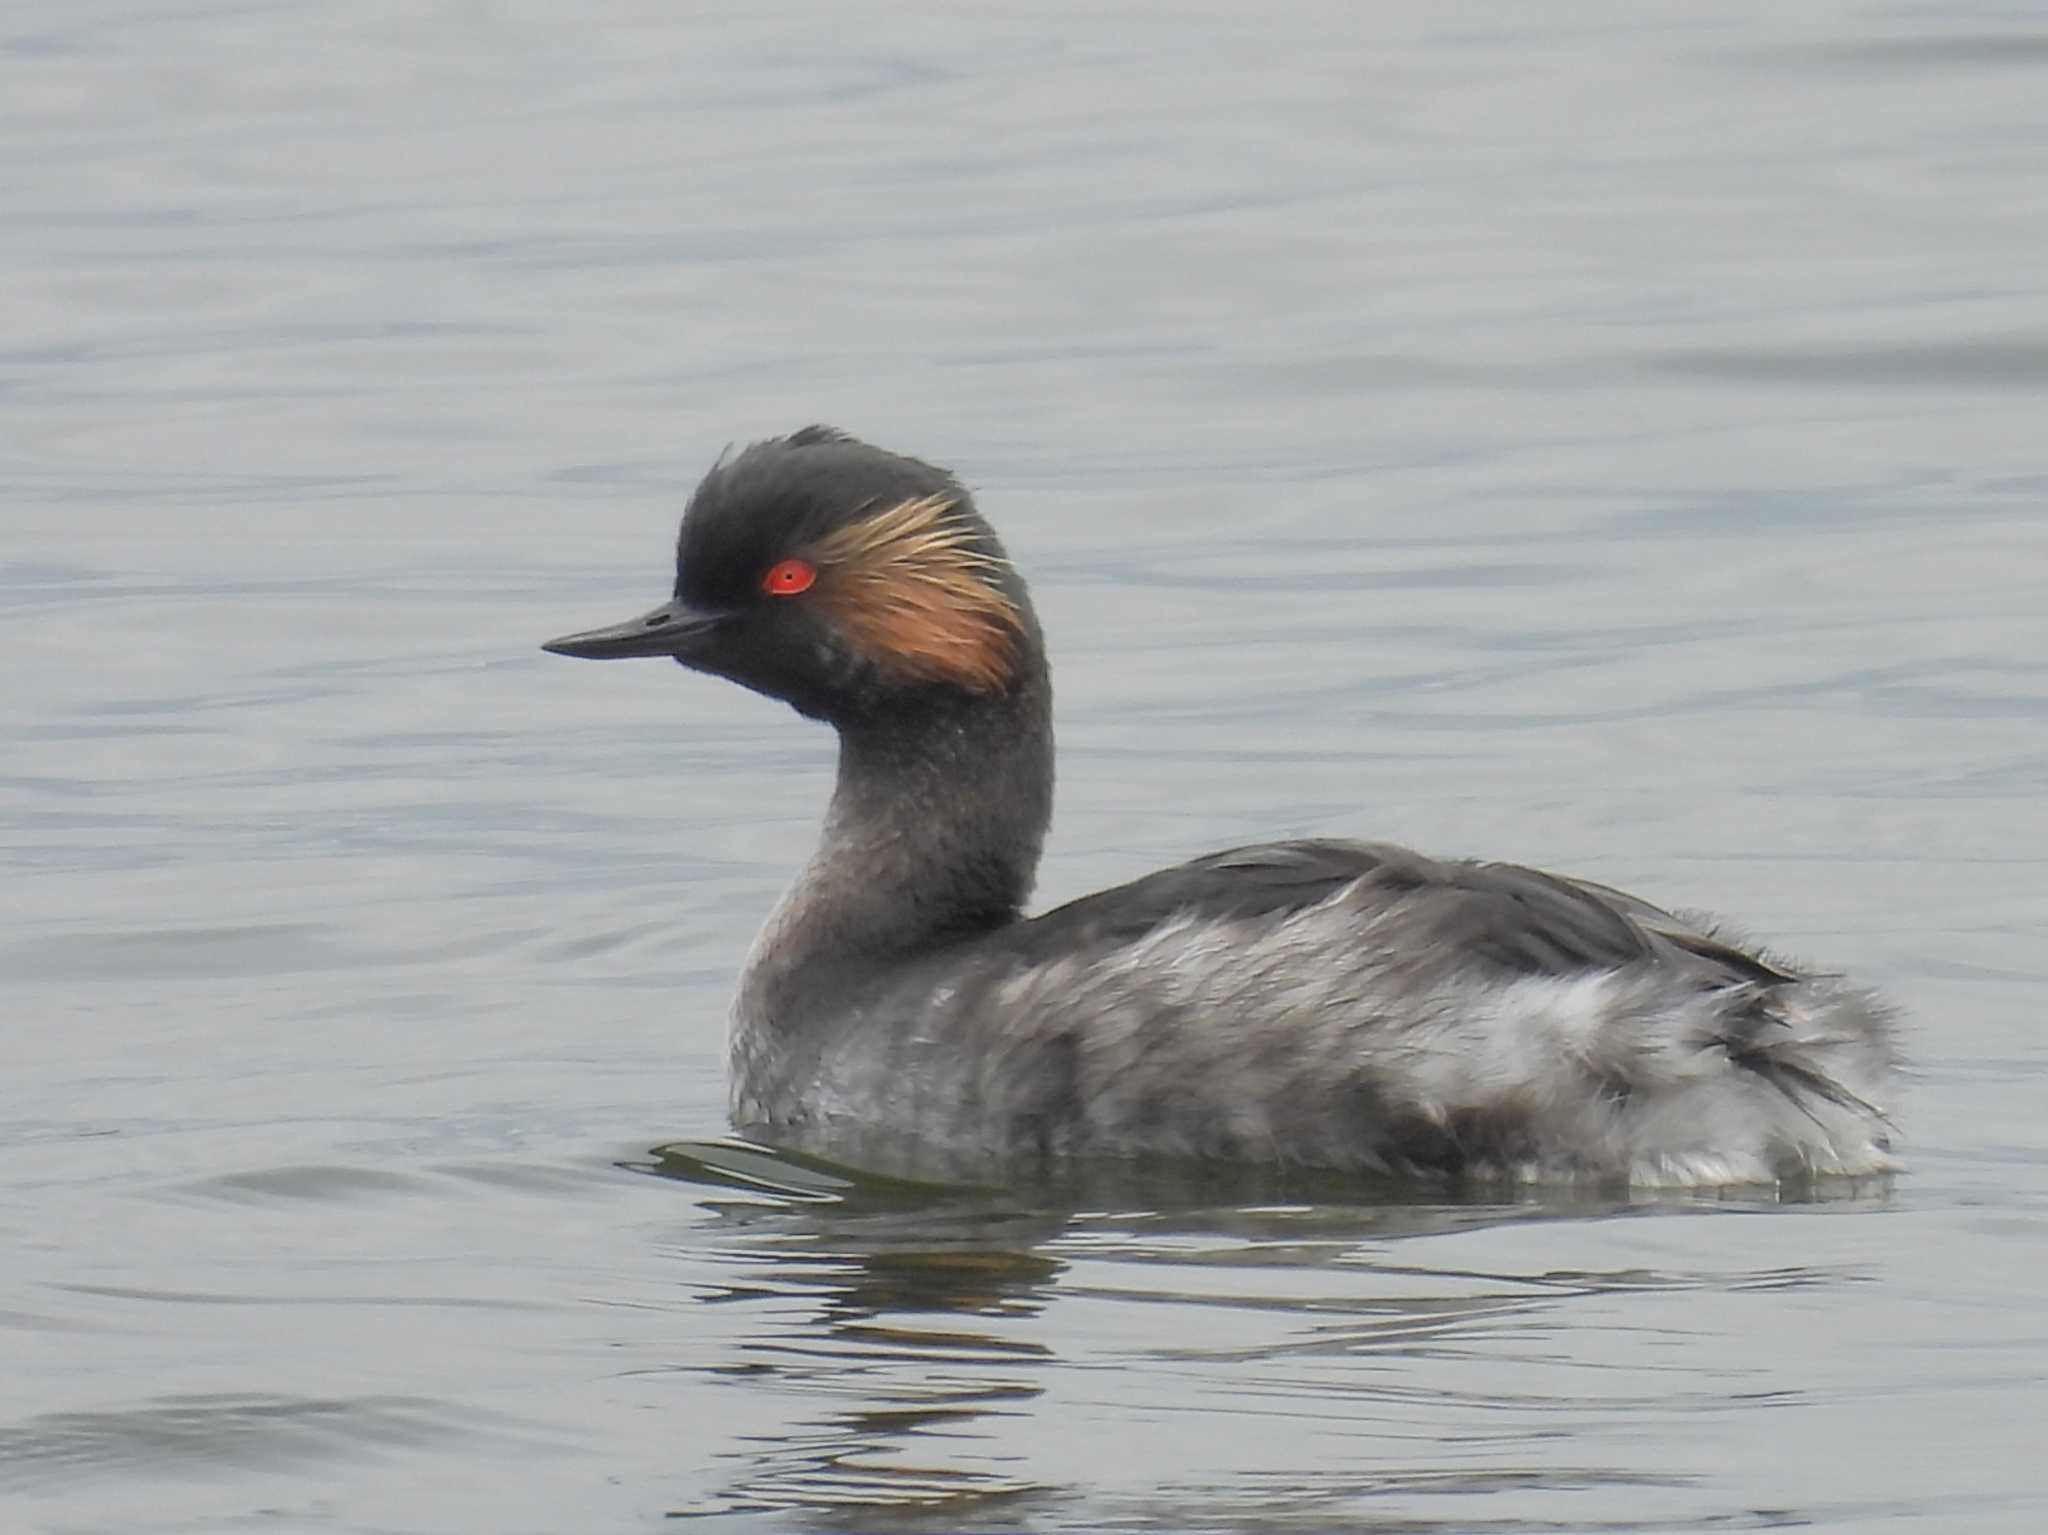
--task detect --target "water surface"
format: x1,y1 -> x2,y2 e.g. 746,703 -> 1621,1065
5,3 -> 2047,1530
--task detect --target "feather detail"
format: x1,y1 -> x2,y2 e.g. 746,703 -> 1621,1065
810,493 -> 1022,691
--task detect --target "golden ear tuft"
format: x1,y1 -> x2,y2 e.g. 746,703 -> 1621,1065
810,494 -> 1023,692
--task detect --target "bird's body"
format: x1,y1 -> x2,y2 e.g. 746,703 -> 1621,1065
545,428 -> 1897,1189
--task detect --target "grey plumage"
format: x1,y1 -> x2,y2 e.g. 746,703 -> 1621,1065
739,839 -> 1898,1188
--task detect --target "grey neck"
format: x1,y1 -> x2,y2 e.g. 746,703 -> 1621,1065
738,664 -> 1054,1027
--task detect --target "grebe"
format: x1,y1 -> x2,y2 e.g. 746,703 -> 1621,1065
543,427 -> 1897,1188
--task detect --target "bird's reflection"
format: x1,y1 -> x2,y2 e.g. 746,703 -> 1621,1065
636,1138 -> 1891,1527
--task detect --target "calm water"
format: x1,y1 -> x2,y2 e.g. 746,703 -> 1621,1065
6,3 -> 2048,1530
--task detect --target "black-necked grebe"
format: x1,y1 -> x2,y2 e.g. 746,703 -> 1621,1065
544,427 -> 1897,1188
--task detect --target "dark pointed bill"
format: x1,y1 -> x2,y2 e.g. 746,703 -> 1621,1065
542,601 -> 730,660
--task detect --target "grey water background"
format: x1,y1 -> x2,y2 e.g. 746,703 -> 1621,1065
5,2 -> 2047,1530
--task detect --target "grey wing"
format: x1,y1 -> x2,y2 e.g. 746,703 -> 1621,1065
1548,872 -> 1804,985
1021,837 -> 1798,989
909,840 -> 1888,1173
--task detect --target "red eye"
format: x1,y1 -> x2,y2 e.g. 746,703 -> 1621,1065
760,558 -> 816,597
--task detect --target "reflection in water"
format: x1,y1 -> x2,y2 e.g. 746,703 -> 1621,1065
636,1140 -> 1886,1527
640,1140 -> 1064,1521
